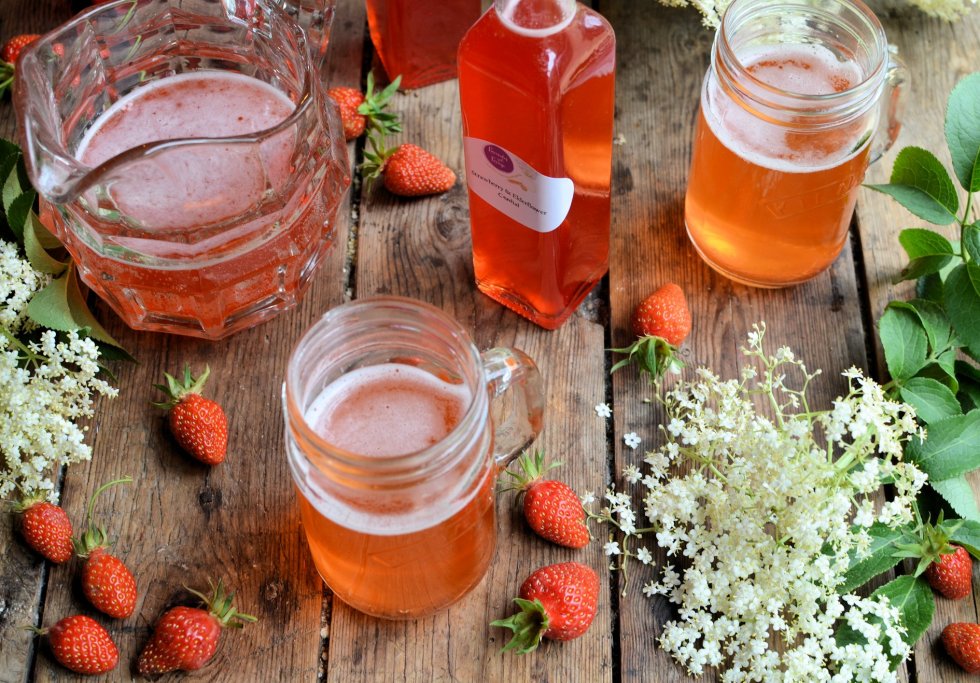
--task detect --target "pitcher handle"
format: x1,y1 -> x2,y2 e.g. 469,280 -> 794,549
481,348 -> 545,468
870,45 -> 910,163
276,0 -> 336,69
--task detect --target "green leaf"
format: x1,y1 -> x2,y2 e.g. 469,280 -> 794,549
0,138 -> 20,162
945,72 -> 980,192
26,273 -> 79,332
945,263 -> 980,358
878,307 -> 929,381
958,361 -> 980,412
933,476 -> 980,522
917,271 -> 944,303
964,224 -> 980,264
64,267 -> 125,349
942,519 -> 980,557
835,576 -> 935,670
5,191 -> 35,242
894,228 -> 954,281
1,156 -> 28,214
839,523 -> 914,594
867,147 -> 959,224
906,410 -> 980,481
886,299 -> 955,354
900,377 -> 962,424
23,213 -> 67,276
873,576 -> 935,651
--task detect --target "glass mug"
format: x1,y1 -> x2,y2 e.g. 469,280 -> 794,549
15,0 -> 350,339
684,0 -> 907,287
283,297 -> 544,619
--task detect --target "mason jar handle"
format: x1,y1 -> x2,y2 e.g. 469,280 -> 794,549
481,348 -> 545,467
870,45 -> 909,163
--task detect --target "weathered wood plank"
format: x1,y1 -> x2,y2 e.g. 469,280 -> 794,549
324,63 -> 613,683
605,2 -> 872,681
23,2 -> 365,681
856,3 -> 980,681
0,3 -> 79,682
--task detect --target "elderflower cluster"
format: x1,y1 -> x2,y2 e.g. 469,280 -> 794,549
589,324 -> 923,682
0,240 -> 117,501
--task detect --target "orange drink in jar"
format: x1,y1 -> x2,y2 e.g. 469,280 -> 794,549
684,0 -> 906,287
284,297 -> 544,619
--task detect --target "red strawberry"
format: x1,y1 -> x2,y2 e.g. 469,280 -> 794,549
943,622 -> 980,673
17,499 -> 73,563
1,34 -> 40,64
492,562 -> 600,653
631,283 -> 692,346
925,545 -> 973,600
137,579 -> 257,674
74,477 -> 137,619
505,451 -> 589,549
153,365 -> 228,465
40,615 -> 118,675
327,86 -> 367,140
364,141 -> 456,197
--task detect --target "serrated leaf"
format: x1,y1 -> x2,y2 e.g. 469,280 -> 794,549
835,575 -> 934,670
30,210 -> 62,250
958,361 -> 980,412
899,228 -> 955,259
5,191 -> 35,242
917,271 -> 944,303
879,307 -> 928,381
1,156 -> 27,214
933,476 -> 980,522
839,523 -> 914,594
26,273 -> 79,332
965,224 -> 980,264
0,138 -> 20,161
945,72 -> 980,192
945,263 -> 980,358
867,147 -> 959,224
900,377 -> 962,424
906,410 -> 980,481
886,299 -> 954,354
23,213 -> 67,276
942,519 -> 980,557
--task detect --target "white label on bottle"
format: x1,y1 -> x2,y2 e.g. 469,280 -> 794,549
463,137 -> 574,233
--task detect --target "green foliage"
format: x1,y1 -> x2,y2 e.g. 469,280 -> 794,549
839,523 -> 915,594
0,139 -> 128,354
867,147 -> 959,225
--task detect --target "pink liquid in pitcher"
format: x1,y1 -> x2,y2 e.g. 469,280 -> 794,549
296,363 -> 497,619
51,71 -> 342,338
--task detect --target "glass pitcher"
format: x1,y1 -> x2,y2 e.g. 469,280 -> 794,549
15,0 -> 350,340
283,296 -> 544,619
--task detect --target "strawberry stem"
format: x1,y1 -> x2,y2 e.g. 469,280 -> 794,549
74,476 -> 132,557
151,365 -> 211,410
186,578 -> 258,628
490,598 -> 550,654
500,450 -> 563,495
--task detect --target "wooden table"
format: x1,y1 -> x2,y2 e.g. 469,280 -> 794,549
1,0 -> 979,680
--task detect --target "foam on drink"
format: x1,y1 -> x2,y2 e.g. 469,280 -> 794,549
305,363 -> 471,458
703,43 -> 866,173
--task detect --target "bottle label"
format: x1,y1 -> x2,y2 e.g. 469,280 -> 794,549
463,137 -> 573,233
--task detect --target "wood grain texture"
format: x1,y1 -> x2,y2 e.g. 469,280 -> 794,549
604,1 -> 872,681
854,3 -> 980,681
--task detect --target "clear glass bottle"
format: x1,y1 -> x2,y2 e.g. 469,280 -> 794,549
458,0 -> 615,330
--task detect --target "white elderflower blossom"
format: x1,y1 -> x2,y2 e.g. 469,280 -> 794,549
0,240 -> 117,500
594,402 -> 612,418
623,432 -> 641,450
594,324 -> 920,681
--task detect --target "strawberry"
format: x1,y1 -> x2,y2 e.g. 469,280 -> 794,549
16,499 -> 73,563
1,34 -> 40,64
364,141 -> 456,197
75,477 -> 138,619
943,622 -> 980,673
611,283 -> 691,382
504,451 -> 589,549
895,516 -> 977,600
327,86 -> 367,140
327,73 -> 402,141
0,34 -> 40,98
631,283 -> 692,345
153,365 -> 228,465
39,615 -> 119,675
491,562 -> 600,653
924,545 -> 973,600
137,579 -> 257,675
